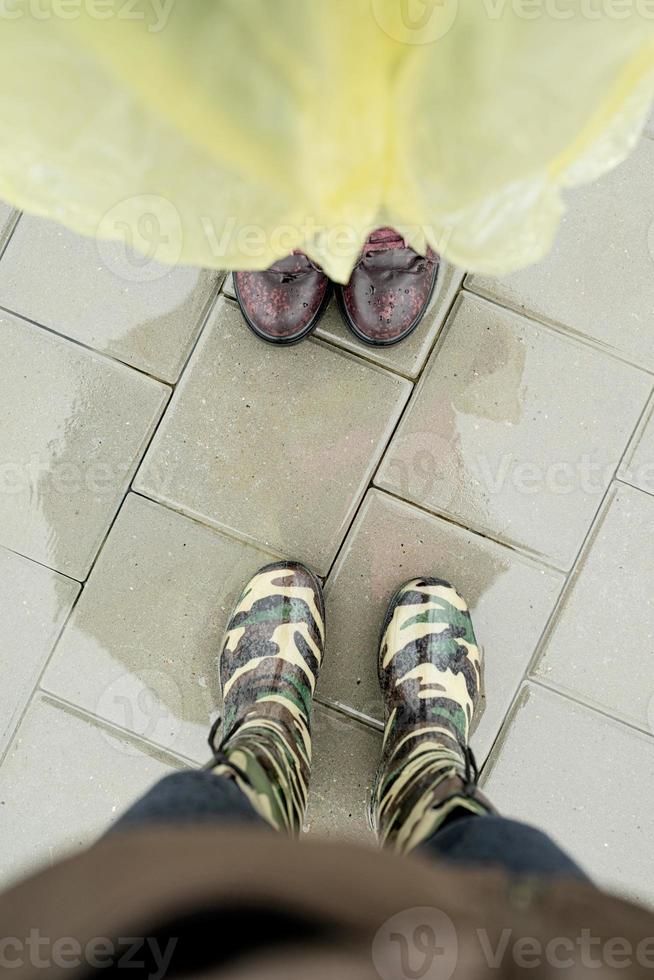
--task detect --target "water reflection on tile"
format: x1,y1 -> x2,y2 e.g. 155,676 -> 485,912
42,493 -> 278,763
376,294 -> 651,569
317,489 -> 564,761
0,215 -> 222,382
0,311 -> 168,579
135,297 -> 412,575
0,547 -> 79,753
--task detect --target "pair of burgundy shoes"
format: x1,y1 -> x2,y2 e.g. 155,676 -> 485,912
234,228 -> 439,347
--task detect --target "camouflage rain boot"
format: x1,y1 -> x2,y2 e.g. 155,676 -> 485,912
372,577 -> 495,854
206,561 -> 325,835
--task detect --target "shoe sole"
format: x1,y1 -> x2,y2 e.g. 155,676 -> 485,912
234,275 -> 333,347
336,259 -> 440,348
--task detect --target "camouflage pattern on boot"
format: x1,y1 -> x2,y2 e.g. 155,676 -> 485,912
372,577 -> 494,853
208,561 -> 324,835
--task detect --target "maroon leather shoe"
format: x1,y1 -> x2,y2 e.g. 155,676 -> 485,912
337,228 -> 439,347
234,253 -> 331,345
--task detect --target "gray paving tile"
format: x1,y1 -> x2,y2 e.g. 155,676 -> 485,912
317,489 -> 564,761
467,139 -> 654,370
0,202 -> 17,253
223,272 -> 236,299
375,294 -> 651,569
533,483 -> 654,733
0,548 -> 79,754
135,297 -> 411,576
0,311 -> 168,579
0,215 -> 222,382
620,396 -> 654,495
483,684 -> 654,908
0,695 -> 177,888
305,704 -> 380,845
315,264 -> 464,379
42,493 -> 278,763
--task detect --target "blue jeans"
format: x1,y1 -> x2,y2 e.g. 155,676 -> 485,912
113,770 -> 588,882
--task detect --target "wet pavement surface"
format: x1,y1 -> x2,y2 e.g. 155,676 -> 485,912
1,138 -> 654,906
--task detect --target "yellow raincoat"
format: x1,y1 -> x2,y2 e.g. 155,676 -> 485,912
0,0 -> 653,281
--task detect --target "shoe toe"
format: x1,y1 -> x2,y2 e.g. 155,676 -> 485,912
340,254 -> 438,346
234,269 -> 328,343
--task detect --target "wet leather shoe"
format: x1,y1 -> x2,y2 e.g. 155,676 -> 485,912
234,253 -> 331,345
337,228 -> 439,346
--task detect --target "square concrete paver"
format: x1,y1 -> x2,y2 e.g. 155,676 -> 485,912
620,396 -> 654,495
0,548 -> 79,754
0,216 -> 222,383
315,264 -> 464,379
317,489 -> 564,760
305,704 -> 380,846
0,311 -> 168,579
135,297 -> 411,575
0,695 -> 178,888
376,294 -> 651,569
483,684 -> 654,908
467,139 -> 654,370
532,482 -> 654,733
42,493 -> 278,763
0,202 -> 17,254
222,272 -> 236,299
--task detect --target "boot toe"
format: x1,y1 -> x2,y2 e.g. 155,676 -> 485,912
339,254 -> 439,346
234,268 -> 329,344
